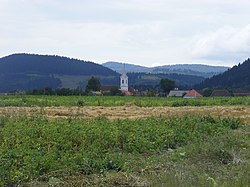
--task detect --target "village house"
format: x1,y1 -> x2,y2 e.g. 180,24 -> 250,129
100,85 -> 119,94
233,92 -> 250,97
168,90 -> 188,97
168,89 -> 203,98
183,89 -> 203,98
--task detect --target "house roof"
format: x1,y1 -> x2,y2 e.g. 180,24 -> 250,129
121,90 -> 132,96
128,87 -> 137,94
100,85 -> 119,92
168,90 -> 188,97
120,73 -> 128,78
233,92 -> 250,97
210,89 -> 232,97
184,89 -> 203,98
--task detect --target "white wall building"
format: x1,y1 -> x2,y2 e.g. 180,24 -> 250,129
120,72 -> 128,91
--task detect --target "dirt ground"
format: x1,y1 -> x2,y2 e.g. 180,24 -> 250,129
0,106 -> 250,124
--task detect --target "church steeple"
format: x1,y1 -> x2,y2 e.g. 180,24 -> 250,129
120,64 -> 128,91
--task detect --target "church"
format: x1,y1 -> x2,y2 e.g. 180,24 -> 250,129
119,70 -> 133,95
100,65 -> 135,96
120,71 -> 128,91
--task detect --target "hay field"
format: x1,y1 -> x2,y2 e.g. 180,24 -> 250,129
0,105 -> 250,123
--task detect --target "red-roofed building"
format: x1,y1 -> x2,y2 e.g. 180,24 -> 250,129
183,89 -> 203,98
121,90 -> 132,96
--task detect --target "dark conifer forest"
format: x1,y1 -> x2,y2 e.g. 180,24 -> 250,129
197,58 -> 250,91
0,54 -> 207,92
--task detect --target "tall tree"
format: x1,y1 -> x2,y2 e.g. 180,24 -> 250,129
85,76 -> 101,92
160,78 -> 175,93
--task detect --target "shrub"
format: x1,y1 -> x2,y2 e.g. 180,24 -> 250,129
77,100 -> 85,106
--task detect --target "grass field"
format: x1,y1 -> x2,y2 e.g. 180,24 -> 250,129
0,96 -> 250,186
0,95 -> 250,107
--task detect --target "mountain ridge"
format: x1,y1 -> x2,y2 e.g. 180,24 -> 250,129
0,53 -> 117,76
196,58 -> 250,91
0,53 -> 209,92
0,53 -> 119,92
102,61 -> 229,78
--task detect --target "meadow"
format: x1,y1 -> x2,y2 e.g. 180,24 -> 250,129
0,95 -> 250,186
0,95 -> 250,107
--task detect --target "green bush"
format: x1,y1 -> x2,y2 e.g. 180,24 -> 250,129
77,100 -> 85,106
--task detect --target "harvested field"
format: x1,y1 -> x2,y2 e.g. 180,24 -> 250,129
1,106 -> 250,123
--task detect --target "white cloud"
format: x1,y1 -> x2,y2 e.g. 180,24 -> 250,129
0,0 -> 250,66
192,25 -> 250,61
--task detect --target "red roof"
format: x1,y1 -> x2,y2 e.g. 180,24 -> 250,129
184,89 -> 203,98
100,85 -> 119,92
121,90 -> 133,96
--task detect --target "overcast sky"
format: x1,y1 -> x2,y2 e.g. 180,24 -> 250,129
0,0 -> 250,67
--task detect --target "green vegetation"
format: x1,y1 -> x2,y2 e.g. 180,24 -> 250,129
0,54 -> 207,93
28,87 -> 85,96
0,115 -> 249,186
160,78 -> 175,94
0,95 -> 250,107
0,54 -> 118,92
85,76 -> 101,92
197,58 -> 250,91
103,61 -> 228,78
128,72 -> 204,88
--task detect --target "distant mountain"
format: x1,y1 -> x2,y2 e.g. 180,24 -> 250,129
0,54 -> 207,92
102,61 -> 229,78
103,61 -> 151,73
128,73 -> 205,89
197,58 -> 250,91
0,54 -> 119,92
152,64 -> 229,78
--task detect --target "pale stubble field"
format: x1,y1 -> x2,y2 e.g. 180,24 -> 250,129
0,105 -> 250,123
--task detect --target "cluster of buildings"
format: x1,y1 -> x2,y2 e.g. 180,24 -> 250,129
99,70 -> 136,96
168,89 -> 203,98
168,88 -> 250,98
111,71 -> 250,97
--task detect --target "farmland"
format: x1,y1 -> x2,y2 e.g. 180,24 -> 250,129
0,95 -> 250,107
0,96 -> 250,186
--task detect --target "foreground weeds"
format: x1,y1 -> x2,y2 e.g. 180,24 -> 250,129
0,115 -> 249,186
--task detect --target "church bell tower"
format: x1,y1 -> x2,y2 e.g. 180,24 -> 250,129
120,64 -> 128,91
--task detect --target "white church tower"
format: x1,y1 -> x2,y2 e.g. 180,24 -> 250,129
120,64 -> 128,91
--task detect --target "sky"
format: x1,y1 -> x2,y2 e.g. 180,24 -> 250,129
0,0 -> 250,67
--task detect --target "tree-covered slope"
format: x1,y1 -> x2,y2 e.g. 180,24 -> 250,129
102,61 -> 229,78
0,54 -> 119,92
103,61 -> 151,73
0,54 -> 206,92
127,72 -> 204,90
152,64 -> 229,78
0,54 -> 117,76
197,58 -> 250,90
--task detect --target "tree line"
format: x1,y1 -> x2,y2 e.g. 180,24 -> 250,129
27,76 -> 176,96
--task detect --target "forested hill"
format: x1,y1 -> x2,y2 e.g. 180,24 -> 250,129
0,54 -> 119,92
197,58 -> 250,91
0,53 -> 206,92
103,61 -> 229,78
0,54 -> 117,76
